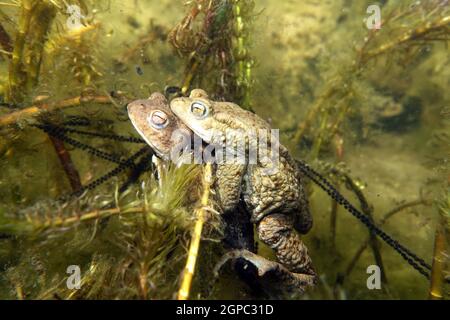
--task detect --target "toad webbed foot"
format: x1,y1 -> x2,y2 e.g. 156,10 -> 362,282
214,249 -> 315,294
257,214 -> 316,284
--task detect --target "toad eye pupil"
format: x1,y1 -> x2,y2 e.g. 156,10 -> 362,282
190,102 -> 208,118
148,110 -> 169,129
152,114 -> 165,125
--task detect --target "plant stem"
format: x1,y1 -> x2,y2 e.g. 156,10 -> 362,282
293,9 -> 450,149
359,15 -> 450,66
181,60 -> 200,95
177,163 -> 212,300
7,0 -> 34,103
429,188 -> 450,299
28,206 -> 145,231
26,0 -> 56,89
48,134 -> 82,192
233,0 -> 253,110
0,94 -> 117,128
429,224 -> 445,299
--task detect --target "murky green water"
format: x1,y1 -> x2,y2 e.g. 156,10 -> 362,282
0,0 -> 448,300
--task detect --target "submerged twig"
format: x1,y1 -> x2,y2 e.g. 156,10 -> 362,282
177,163 -> 212,300
48,134 -> 82,192
18,206 -> 144,234
0,94 -> 123,128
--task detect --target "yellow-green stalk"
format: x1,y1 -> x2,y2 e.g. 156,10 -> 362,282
232,0 -> 254,110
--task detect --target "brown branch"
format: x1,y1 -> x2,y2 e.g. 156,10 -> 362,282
48,135 -> 82,192
0,95 -> 117,128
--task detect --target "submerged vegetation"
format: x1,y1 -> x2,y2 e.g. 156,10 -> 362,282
0,0 -> 448,299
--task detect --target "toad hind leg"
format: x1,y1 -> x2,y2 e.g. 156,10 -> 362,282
257,214 -> 317,286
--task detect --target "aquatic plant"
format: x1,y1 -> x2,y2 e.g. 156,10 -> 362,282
177,163 -> 213,300
168,0 -> 255,108
0,161 -> 217,299
293,0 -> 450,159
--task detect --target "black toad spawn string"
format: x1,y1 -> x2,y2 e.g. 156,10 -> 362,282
34,122 -> 151,200
52,125 -> 145,143
67,146 -> 150,199
35,123 -> 129,165
295,159 -> 432,280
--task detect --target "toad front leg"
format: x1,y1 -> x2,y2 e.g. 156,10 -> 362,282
257,214 -> 317,286
215,163 -> 246,213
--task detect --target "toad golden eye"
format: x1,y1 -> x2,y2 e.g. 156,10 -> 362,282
148,110 -> 169,129
190,101 -> 209,119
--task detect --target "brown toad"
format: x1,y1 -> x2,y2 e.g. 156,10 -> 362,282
170,89 -> 316,286
127,92 -> 192,164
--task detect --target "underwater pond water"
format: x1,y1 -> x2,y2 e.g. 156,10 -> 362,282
0,0 -> 448,300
